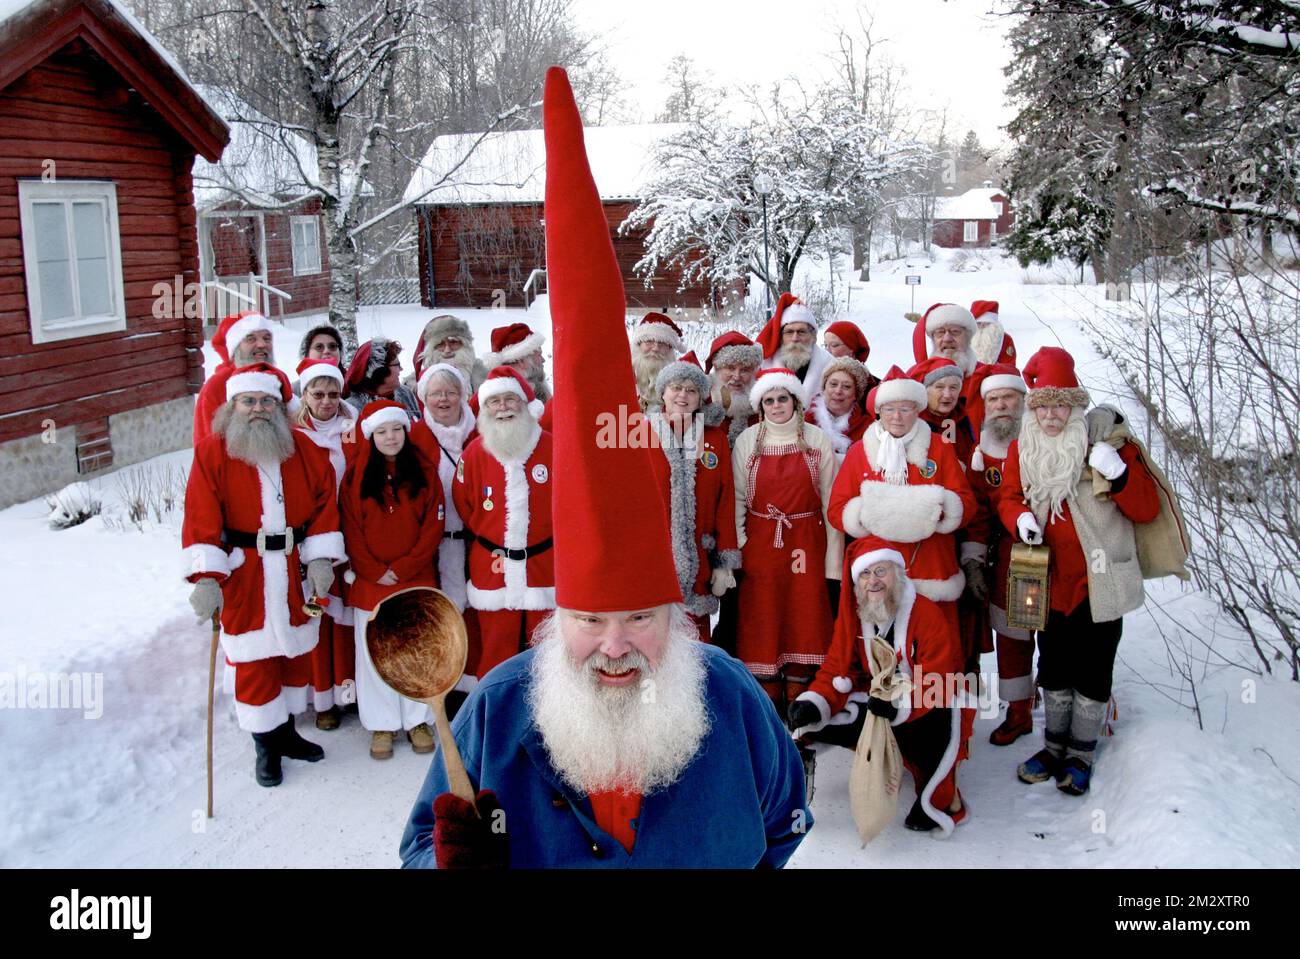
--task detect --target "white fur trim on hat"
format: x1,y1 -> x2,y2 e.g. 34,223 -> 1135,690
781,303 -> 816,328
980,373 -> 1027,398
631,322 -> 683,352
925,304 -> 976,335
299,362 -> 345,389
749,370 -> 807,410
226,371 -> 282,401
849,548 -> 907,582
478,375 -> 544,420
222,313 -> 273,353
418,362 -> 469,401
360,405 -> 411,439
483,332 -> 545,368
873,377 -> 927,412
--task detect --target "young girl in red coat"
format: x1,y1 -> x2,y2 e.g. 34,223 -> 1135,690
341,400 -> 445,760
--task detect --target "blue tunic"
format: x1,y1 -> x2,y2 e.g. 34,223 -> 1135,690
400,644 -> 812,868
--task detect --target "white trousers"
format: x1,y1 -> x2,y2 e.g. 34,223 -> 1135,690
352,609 -> 433,732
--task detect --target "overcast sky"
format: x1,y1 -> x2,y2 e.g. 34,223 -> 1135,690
575,0 -> 1015,146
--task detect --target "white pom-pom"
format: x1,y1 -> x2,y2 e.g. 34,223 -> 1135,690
832,675 -> 853,694
343,569 -> 356,585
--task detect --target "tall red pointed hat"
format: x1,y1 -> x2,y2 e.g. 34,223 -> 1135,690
544,66 -> 682,612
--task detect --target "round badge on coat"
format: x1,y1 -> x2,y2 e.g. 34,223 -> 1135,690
700,450 -> 719,470
985,465 -> 1003,487
921,458 -> 937,479
532,464 -> 549,483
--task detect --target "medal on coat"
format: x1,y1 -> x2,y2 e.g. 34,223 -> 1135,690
921,458 -> 937,479
985,465 -> 1002,487
531,464 -> 549,483
456,459 -> 465,482
700,450 -> 718,470
483,484 -> 494,511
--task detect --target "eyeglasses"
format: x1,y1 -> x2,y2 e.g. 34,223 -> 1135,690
862,565 -> 895,581
424,390 -> 461,401
236,395 -> 280,410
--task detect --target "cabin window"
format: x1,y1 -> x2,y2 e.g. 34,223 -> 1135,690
963,220 -> 978,243
18,180 -> 126,343
291,215 -> 322,275
993,201 -> 1004,217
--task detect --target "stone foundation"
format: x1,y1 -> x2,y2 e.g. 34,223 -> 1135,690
0,395 -> 194,510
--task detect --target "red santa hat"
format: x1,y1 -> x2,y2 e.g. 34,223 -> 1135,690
630,312 -> 684,352
908,356 -> 963,388
543,66 -> 682,613
873,365 -> 927,413
970,300 -> 999,323
225,361 -> 291,403
754,292 -> 817,360
483,322 -> 546,369
213,310 -> 272,365
911,302 -> 976,363
748,366 -> 807,412
847,535 -> 908,583
1022,346 -> 1089,409
978,362 -> 1027,398
477,365 -> 545,420
358,399 -> 411,440
295,357 -> 344,390
343,337 -> 399,396
705,330 -> 762,373
824,320 -> 871,362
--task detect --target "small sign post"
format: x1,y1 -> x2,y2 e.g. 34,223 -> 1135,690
906,274 -> 921,313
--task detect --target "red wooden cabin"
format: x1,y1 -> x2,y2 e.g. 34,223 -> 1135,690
0,0 -> 228,509
933,187 -> 1014,249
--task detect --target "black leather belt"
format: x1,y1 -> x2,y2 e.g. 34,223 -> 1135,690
222,524 -> 309,553
474,534 -> 553,561
443,529 -> 474,541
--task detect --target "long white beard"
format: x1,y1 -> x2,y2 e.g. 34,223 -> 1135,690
632,352 -> 670,405
983,411 -> 1021,445
522,365 -> 552,404
423,343 -> 477,382
777,342 -> 813,372
857,579 -> 901,627
526,606 -> 710,796
477,410 -> 538,462
933,343 -> 977,376
218,407 -> 295,465
971,320 -> 1005,365
1019,407 -> 1088,525
874,421 -> 917,485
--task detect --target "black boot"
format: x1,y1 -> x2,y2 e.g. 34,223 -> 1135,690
251,732 -> 283,787
272,718 -> 324,762
904,798 -> 940,832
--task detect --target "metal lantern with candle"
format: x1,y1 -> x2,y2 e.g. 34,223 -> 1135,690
1006,543 -> 1051,631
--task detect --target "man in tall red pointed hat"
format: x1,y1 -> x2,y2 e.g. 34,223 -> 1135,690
453,366 -> 555,681
193,310 -> 276,445
996,347 -> 1161,796
756,292 -> 832,410
970,300 -> 1016,366
183,362 -> 346,787
630,311 -> 684,411
909,302 -> 990,433
705,330 -> 763,449
401,67 -> 811,869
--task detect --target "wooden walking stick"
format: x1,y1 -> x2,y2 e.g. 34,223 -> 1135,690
207,610 -> 219,819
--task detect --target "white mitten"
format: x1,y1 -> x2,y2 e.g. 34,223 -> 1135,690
1016,512 -> 1043,545
710,567 -> 736,597
190,577 -> 223,623
306,557 -> 335,596
1088,442 -> 1127,480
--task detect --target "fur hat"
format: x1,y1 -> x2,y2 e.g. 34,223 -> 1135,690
705,331 -> 762,372
749,366 -> 807,411
655,350 -> 711,399
1023,346 -> 1089,409
821,355 -> 871,398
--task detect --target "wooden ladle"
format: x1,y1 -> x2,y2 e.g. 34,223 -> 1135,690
366,586 -> 477,814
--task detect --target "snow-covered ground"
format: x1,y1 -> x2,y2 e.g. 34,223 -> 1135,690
3,250 -> 1297,868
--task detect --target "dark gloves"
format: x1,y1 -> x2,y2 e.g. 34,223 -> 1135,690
433,789 -> 508,869
787,699 -> 822,731
962,558 -> 989,603
866,696 -> 898,721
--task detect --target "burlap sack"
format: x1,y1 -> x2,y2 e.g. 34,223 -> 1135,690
848,635 -> 910,845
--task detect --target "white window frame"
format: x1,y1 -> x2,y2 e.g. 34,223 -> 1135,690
291,215 -> 322,276
18,180 -> 126,344
963,220 -> 978,243
993,201 -> 1004,217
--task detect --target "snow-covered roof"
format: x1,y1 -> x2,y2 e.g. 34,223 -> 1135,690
934,187 -> 1007,221
403,123 -> 687,206
0,0 -> 228,160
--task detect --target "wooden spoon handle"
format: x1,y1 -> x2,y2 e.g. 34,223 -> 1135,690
432,697 -> 479,816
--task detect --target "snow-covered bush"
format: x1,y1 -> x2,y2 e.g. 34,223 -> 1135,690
114,463 -> 187,530
45,483 -> 102,530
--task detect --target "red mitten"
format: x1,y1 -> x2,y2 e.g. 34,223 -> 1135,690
433,789 -> 509,869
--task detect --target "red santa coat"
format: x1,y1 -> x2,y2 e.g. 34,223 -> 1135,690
453,426 -> 556,611
340,443 -> 445,613
192,365 -> 234,446
829,421 -> 976,605
645,416 -> 740,619
997,439 -> 1160,616
182,431 -> 345,662
964,432 -> 1017,610
797,578 -> 964,729
295,413 -> 358,622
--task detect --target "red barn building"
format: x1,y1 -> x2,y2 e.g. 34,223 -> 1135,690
933,186 -> 1014,249
406,124 -> 717,310
0,0 -> 228,509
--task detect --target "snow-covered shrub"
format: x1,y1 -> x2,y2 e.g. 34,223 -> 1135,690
114,463 -> 187,530
45,482 -> 102,530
